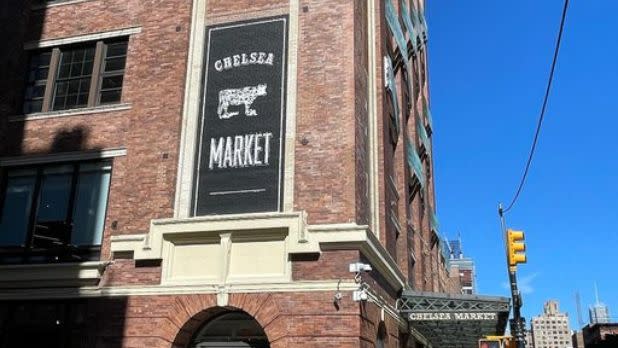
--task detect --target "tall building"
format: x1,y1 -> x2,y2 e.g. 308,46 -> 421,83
531,300 -> 574,348
448,237 -> 476,294
589,284 -> 611,324
0,0 -> 509,347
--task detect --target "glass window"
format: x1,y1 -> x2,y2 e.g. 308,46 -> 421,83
23,39 -> 128,114
0,170 -> 37,246
23,52 -> 51,114
53,46 -> 95,110
71,163 -> 111,245
0,161 -> 112,263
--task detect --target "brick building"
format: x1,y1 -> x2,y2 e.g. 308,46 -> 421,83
0,0 -> 508,347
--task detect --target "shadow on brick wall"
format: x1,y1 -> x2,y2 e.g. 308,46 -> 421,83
0,0 -> 43,157
0,297 -> 128,347
0,3 -> 127,347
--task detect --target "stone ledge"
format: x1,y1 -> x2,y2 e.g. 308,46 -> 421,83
0,261 -> 110,289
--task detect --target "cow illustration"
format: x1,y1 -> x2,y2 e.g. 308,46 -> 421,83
217,84 -> 267,119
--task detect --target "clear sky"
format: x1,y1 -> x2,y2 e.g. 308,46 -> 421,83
426,0 -> 618,329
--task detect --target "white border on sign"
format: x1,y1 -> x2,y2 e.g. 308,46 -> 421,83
193,17 -> 288,216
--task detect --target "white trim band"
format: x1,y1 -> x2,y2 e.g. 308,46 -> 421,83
24,27 -> 142,50
9,103 -> 131,122
0,148 -> 127,167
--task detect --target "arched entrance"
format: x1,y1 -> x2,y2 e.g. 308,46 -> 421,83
189,311 -> 270,348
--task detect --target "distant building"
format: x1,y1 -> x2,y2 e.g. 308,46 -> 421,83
571,330 -> 584,348
531,300 -> 573,348
582,323 -> 618,348
527,327 -> 535,348
590,304 -> 611,325
448,238 -> 476,294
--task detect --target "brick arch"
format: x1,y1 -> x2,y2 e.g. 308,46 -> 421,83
171,293 -> 286,348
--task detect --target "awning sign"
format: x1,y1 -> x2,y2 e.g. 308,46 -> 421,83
194,17 -> 288,215
409,312 -> 498,321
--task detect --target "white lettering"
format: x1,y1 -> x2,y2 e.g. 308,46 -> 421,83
254,133 -> 263,165
223,136 -> 233,168
409,312 -> 498,321
257,52 -> 266,64
263,132 -> 273,165
209,138 -> 224,169
244,134 -> 255,166
214,60 -> 223,72
223,57 -> 232,70
214,51 -> 276,72
207,132 -> 275,170
233,135 -> 244,167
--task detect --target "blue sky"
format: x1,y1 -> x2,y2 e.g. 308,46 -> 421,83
426,1 -> 618,329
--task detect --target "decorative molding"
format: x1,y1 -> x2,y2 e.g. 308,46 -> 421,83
173,0 -> 207,218
282,0 -> 299,212
0,280 -> 359,300
112,211 -> 317,260
9,103 -> 131,122
309,223 -> 407,291
0,148 -> 127,167
32,0 -> 93,11
24,27 -> 142,50
367,0 -> 381,238
110,219 -> 405,293
0,261 -> 109,289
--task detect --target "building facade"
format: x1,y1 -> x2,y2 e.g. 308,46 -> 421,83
582,323 -> 618,348
531,300 -> 574,348
448,238 -> 476,295
0,0 -> 469,347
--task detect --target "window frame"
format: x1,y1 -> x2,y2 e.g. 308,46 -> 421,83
23,38 -> 128,114
0,160 -> 113,264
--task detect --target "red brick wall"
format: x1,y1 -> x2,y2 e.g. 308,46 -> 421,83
294,0 -> 357,224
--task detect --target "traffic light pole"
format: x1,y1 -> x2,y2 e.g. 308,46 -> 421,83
499,204 -> 526,348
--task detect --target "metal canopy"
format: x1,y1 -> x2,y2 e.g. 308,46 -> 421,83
397,290 -> 511,348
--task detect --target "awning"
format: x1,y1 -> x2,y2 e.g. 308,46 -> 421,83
397,291 -> 511,348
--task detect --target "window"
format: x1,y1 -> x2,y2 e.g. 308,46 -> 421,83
23,39 -> 128,114
0,161 -> 112,264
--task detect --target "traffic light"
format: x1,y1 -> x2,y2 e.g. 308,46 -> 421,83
478,339 -> 501,348
507,229 -> 526,267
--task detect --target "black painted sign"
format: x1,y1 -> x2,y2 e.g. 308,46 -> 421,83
194,17 -> 288,215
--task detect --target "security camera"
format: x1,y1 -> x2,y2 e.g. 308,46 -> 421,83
349,262 -> 373,273
353,289 -> 369,302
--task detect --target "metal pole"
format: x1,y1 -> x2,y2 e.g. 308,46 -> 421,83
499,203 -> 526,348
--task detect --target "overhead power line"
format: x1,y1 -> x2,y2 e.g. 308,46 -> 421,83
503,0 -> 570,214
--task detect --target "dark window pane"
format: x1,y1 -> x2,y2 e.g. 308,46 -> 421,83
106,42 -> 128,58
34,67 -> 49,80
24,100 -> 43,114
68,79 -> 80,94
72,163 -> 111,246
103,57 -> 126,72
101,75 -> 123,89
99,90 -> 121,104
36,167 -> 72,223
0,173 -> 36,246
52,77 -> 90,110
77,93 -> 88,106
23,50 -> 52,113
53,96 -> 66,110
58,62 -> 71,78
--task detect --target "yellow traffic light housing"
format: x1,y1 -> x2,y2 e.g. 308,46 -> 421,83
507,229 -> 526,267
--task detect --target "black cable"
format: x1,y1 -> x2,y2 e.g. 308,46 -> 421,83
503,0 -> 570,214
